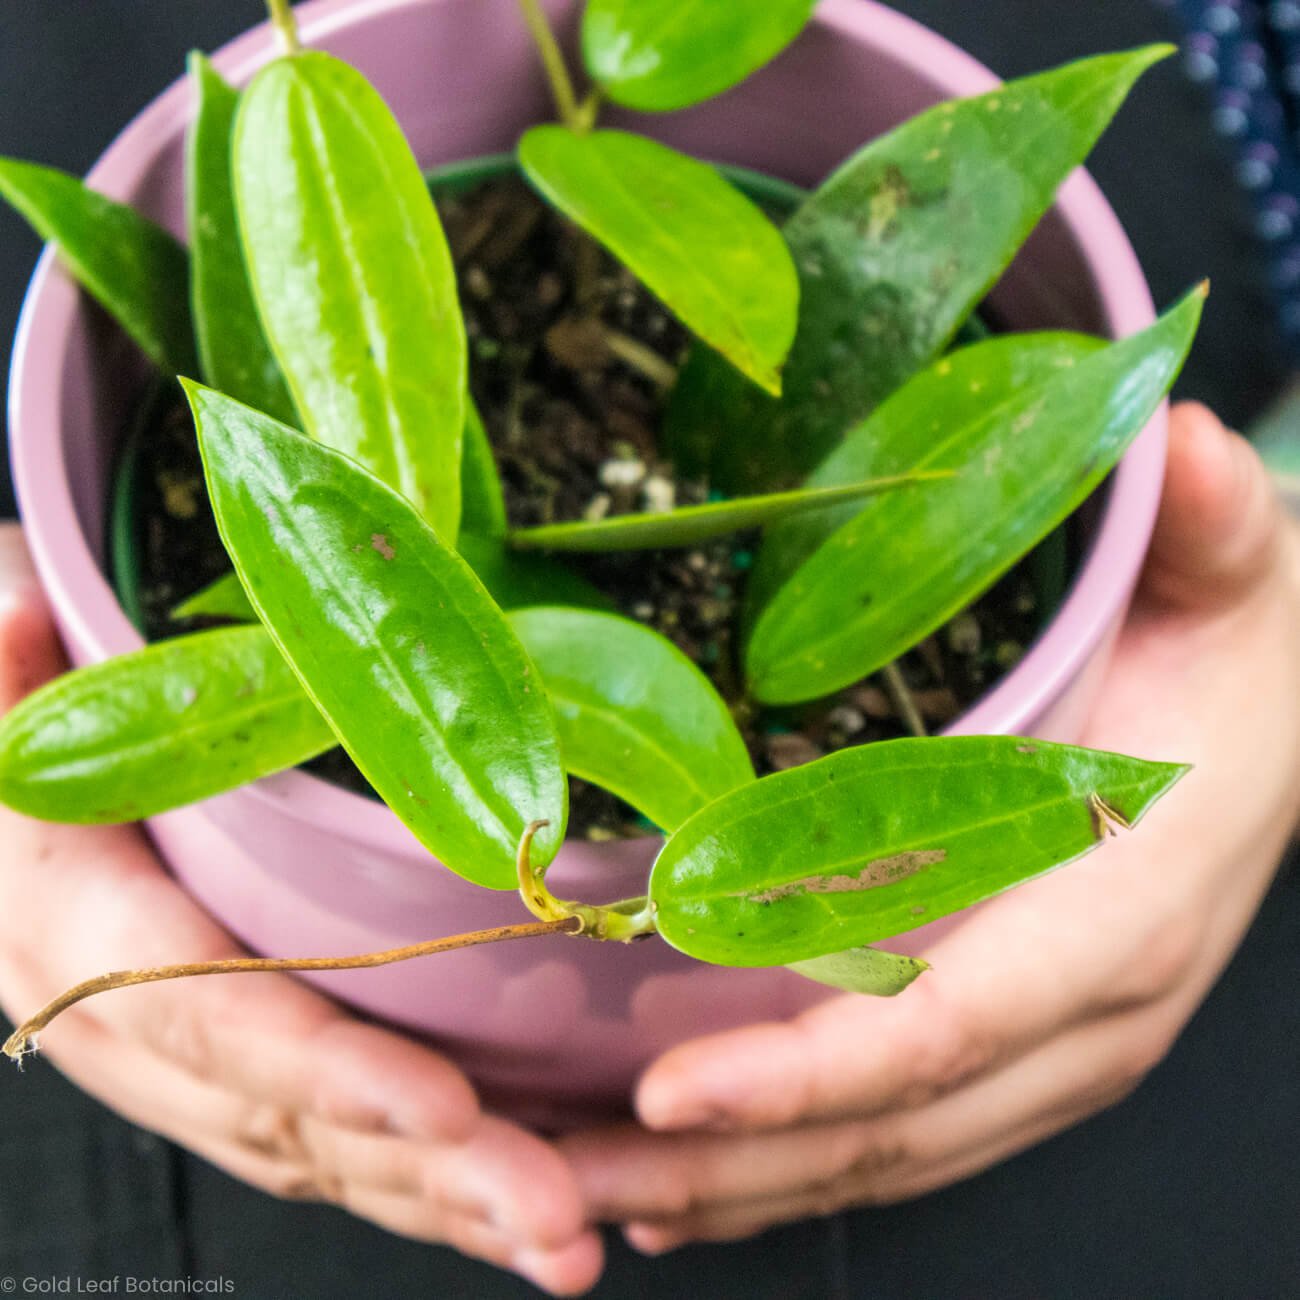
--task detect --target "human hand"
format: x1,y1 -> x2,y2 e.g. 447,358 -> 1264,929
562,401 -> 1300,1252
0,522 -> 603,1296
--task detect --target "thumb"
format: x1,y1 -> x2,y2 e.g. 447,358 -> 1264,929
1138,401 -> 1284,612
0,522 -> 67,710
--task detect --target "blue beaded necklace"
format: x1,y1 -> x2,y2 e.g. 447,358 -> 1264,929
1159,1 -> 1300,336
1160,0 -> 1300,494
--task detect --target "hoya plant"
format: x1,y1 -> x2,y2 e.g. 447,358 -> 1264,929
0,0 -> 1200,1052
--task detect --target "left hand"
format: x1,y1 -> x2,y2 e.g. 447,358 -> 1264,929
561,401 -> 1300,1253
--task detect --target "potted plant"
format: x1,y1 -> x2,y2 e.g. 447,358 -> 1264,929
0,0 -> 1198,1127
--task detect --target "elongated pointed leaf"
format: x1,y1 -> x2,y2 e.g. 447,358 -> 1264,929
234,52 -> 466,533
787,947 -> 929,997
186,52 -> 297,425
185,382 -> 566,887
582,0 -> 816,111
651,736 -> 1188,966
460,397 -> 508,539
171,571 -> 256,622
0,625 -> 333,824
663,46 -> 1174,492
0,157 -> 196,375
744,334 -> 1102,627
508,608 -> 753,831
745,288 -> 1204,703
519,127 -> 798,395
508,472 -> 946,552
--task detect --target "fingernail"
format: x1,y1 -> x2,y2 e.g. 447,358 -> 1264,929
511,1244 -> 580,1294
623,1223 -> 674,1256
641,1095 -> 734,1131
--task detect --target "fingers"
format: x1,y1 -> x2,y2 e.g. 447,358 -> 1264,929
34,1001 -> 600,1291
1140,402 -> 1285,612
568,992 -> 1183,1243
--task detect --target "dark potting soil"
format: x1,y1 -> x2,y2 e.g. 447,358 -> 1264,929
121,175 -> 1063,840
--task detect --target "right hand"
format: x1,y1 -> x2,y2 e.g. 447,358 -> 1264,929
0,522 -> 603,1296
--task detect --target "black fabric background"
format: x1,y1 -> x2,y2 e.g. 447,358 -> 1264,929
2,3 -> 1298,1296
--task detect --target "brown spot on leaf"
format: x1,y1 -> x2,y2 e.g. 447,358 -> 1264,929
742,850 -> 947,905
371,533 -> 396,561
1016,743 -> 1038,755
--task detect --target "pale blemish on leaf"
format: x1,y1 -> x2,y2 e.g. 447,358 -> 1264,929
742,849 -> 947,904
371,533 -> 396,561
867,166 -> 910,242
1087,791 -> 1132,840
1016,743 -> 1038,754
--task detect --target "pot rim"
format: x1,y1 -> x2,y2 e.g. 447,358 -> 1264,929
7,0 -> 1164,857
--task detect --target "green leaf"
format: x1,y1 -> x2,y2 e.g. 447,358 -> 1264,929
508,607 -> 753,831
508,472 -> 947,552
743,333 -> 1104,628
185,382 -> 566,888
455,534 -> 613,612
233,52 -> 467,534
0,157 -> 197,376
746,287 -> 1204,703
787,947 -> 929,997
0,625 -> 333,824
663,45 -> 1174,493
650,736 -> 1188,966
170,571 -> 256,623
459,397 -> 508,539
519,127 -> 798,395
581,0 -> 816,112
186,52 -> 297,425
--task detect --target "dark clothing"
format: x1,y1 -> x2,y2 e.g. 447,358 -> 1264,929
2,2 -> 1298,1296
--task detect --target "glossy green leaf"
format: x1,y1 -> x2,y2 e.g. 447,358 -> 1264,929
234,52 -> 467,533
508,607 -> 753,831
185,382 -> 566,888
745,288 -> 1204,703
651,736 -> 1188,967
186,52 -> 297,426
663,46 -> 1174,492
508,472 -> 947,552
459,397 -> 508,539
0,157 -> 197,375
743,333 -> 1104,628
581,0 -> 816,111
786,947 -> 930,997
519,127 -> 798,395
170,571 -> 256,622
456,534 -> 613,613
0,625 -> 333,824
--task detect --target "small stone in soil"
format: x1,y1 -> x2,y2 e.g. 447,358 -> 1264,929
765,733 -> 825,771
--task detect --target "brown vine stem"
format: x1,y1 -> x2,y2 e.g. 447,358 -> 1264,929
3,917 -> 580,1063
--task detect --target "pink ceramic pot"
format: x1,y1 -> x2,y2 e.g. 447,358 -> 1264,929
7,0 -> 1164,1127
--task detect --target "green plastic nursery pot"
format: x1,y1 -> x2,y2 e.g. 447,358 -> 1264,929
6,0 -> 1167,1127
